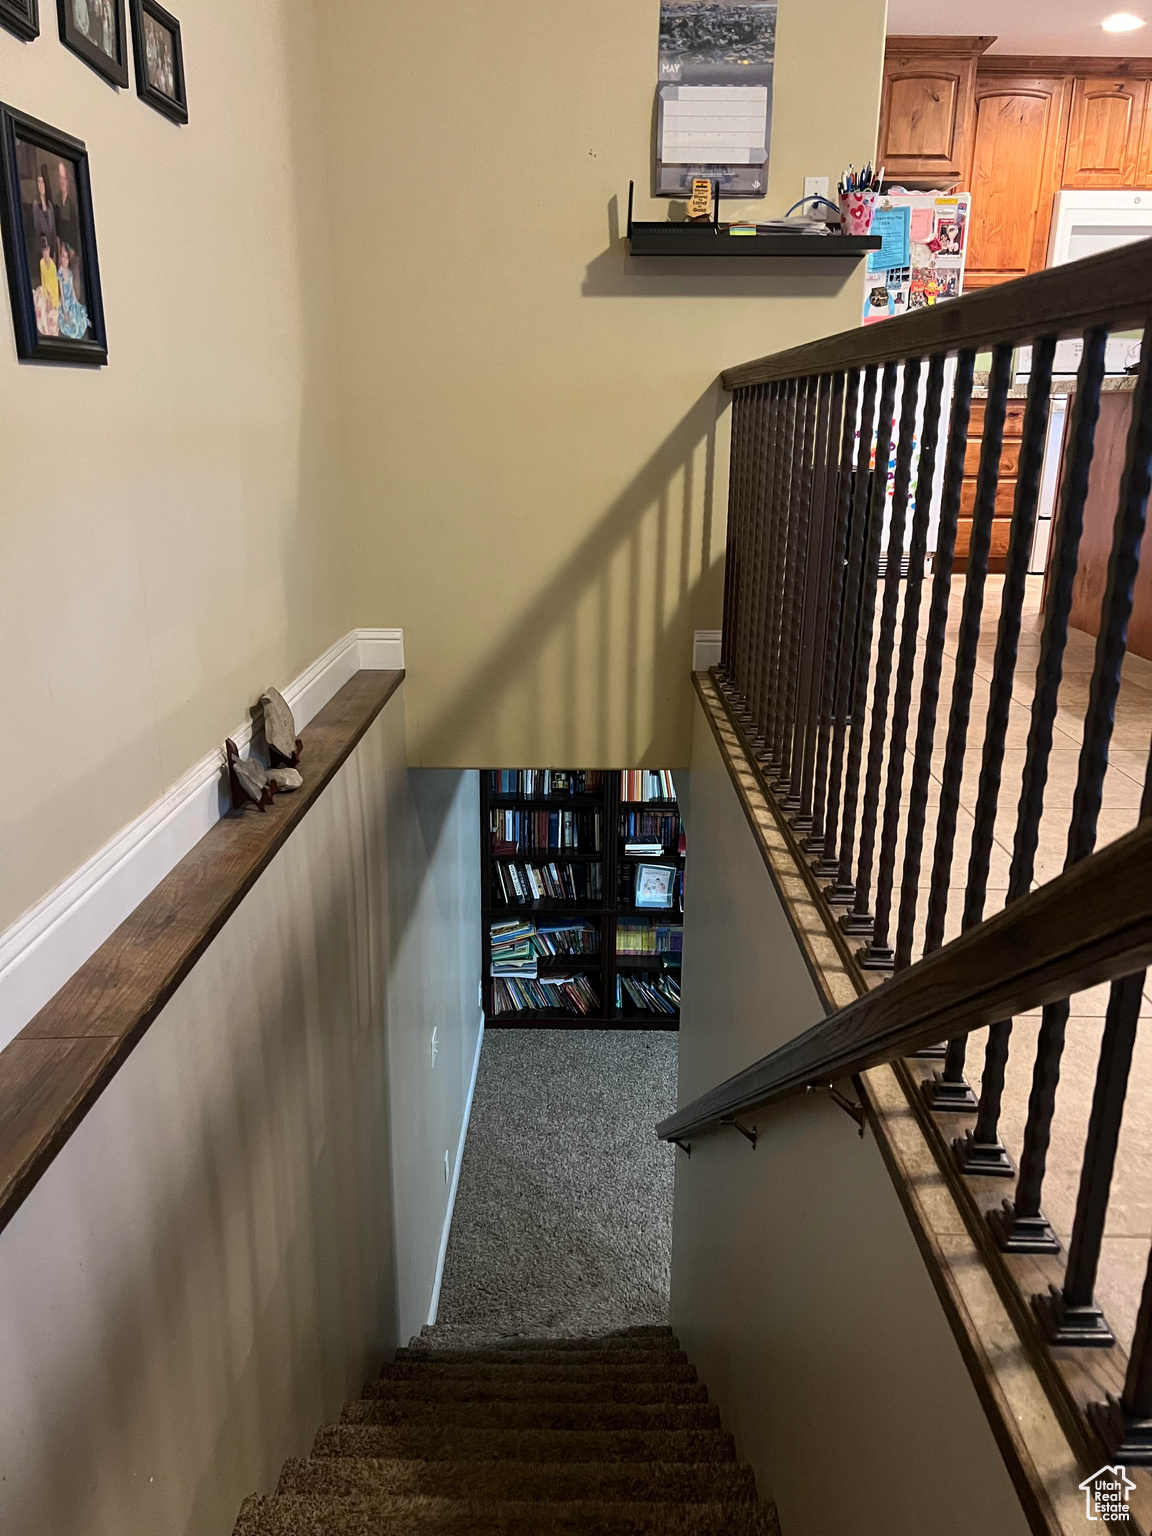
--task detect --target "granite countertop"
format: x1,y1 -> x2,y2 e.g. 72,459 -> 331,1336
972,373 -> 1137,398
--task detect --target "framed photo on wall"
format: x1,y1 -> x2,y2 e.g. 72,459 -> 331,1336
129,0 -> 186,123
0,103 -> 108,364
56,0 -> 129,88
0,0 -> 39,42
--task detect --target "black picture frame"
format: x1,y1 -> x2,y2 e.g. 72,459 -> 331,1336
56,0 -> 129,88
0,103 -> 108,365
0,0 -> 39,42
129,0 -> 186,124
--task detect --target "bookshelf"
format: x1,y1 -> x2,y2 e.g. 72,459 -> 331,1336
480,770 -> 686,1030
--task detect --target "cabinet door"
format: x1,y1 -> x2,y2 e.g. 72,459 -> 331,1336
879,50 -> 978,182
1063,77 -> 1146,187
964,77 -> 1068,288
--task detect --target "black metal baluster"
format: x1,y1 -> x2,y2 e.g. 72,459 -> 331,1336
921,342 -> 1013,1111
957,331 -> 1102,1177
991,322 -> 1152,1253
750,382 -> 785,740
796,374 -> 847,828
846,360 -> 922,940
829,362 -> 899,909
719,389 -> 748,678
733,384 -> 767,717
761,381 -> 800,761
744,384 -> 774,743
783,376 -> 833,808
863,354 -> 947,968
821,367 -> 879,891
1034,968 -> 1146,1344
1090,945 -> 1152,1456
1090,1241 -> 1152,1461
809,370 -> 861,860
894,350 -> 975,1064
771,379 -> 819,781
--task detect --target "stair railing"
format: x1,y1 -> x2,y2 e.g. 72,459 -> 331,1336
670,237 -> 1152,1468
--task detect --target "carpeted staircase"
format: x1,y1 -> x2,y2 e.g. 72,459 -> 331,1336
233,1325 -> 781,1534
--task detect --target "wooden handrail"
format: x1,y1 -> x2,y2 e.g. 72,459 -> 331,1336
720,236 -> 1152,389
0,669 -> 404,1238
657,815 -> 1152,1142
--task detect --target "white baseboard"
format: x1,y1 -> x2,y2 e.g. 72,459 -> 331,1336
427,1017 -> 485,1327
0,628 -> 404,1053
693,630 -> 722,672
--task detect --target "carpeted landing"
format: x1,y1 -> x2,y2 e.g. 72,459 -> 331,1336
232,1325 -> 782,1534
436,1029 -> 679,1336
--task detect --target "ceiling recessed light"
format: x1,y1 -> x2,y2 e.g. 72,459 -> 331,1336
1102,11 -> 1146,30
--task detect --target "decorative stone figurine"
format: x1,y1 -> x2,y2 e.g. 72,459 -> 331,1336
261,686 -> 303,766
226,738 -> 276,812
267,767 -> 303,792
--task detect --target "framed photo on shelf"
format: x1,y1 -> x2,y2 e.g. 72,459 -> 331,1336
0,103 -> 108,364
129,0 -> 187,123
634,864 -> 677,910
0,0 -> 39,42
57,0 -> 129,87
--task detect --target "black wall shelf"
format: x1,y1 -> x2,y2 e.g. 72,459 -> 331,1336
625,180 -> 881,260
480,771 -> 685,1032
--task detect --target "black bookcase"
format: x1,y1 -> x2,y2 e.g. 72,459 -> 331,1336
480,771 -> 685,1030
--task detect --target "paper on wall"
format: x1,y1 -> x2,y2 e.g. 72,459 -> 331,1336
659,85 -> 769,164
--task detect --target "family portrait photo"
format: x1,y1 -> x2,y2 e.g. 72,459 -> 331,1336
130,0 -> 186,122
58,0 -> 128,87
71,0 -> 116,59
0,105 -> 107,363
20,140 -> 90,340
143,11 -> 175,95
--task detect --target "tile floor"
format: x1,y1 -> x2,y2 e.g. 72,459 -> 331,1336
889,575 -> 1152,1352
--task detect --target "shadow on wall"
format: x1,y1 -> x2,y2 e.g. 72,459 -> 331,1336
582,195 -> 862,301
417,381 -> 729,770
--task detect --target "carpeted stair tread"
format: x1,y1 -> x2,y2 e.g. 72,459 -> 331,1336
417,1326 -> 676,1347
393,1347 -> 689,1368
380,1360 -> 698,1384
341,1398 -> 721,1431
402,1334 -> 679,1358
234,1492 -> 779,1535
312,1424 -> 738,1466
360,1378 -> 708,1405
276,1455 -> 758,1503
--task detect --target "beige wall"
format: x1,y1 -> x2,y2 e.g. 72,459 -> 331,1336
670,695 -> 1033,1536
0,0 -> 352,933
0,696 -> 483,1536
317,0 -> 887,769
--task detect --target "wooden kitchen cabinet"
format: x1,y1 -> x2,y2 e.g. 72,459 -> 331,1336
955,399 -> 1025,575
878,37 -> 993,184
878,41 -> 1152,286
1063,77 -> 1148,187
962,74 -> 1069,287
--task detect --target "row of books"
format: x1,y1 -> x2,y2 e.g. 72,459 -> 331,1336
493,861 -> 603,905
490,919 -> 600,978
620,810 -> 683,844
490,974 -> 601,1016
620,770 -> 676,803
616,922 -> 683,956
488,770 -> 604,797
615,972 -> 681,1015
490,809 -> 602,854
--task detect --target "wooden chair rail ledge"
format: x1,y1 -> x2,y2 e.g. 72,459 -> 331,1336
0,668 -> 404,1237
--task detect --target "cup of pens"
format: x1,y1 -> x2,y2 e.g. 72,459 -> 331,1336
838,163 -> 881,234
